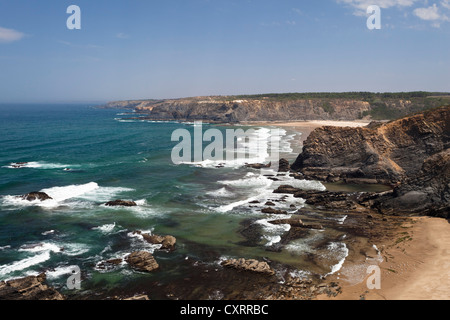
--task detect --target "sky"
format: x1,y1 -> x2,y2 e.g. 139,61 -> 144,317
0,0 -> 449,103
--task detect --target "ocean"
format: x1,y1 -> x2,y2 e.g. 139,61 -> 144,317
0,104 -> 357,299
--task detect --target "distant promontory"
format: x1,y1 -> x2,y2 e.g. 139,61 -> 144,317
100,92 -> 450,122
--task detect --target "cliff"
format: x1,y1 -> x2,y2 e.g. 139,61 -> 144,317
291,106 -> 450,218
291,106 -> 450,184
101,92 -> 450,122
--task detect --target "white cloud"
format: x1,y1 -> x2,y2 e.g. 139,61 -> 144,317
442,0 -> 450,10
414,3 -> 449,27
338,0 -> 418,15
116,33 -> 129,39
0,27 -> 25,43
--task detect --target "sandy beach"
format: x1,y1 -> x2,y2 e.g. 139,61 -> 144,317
319,216 -> 450,300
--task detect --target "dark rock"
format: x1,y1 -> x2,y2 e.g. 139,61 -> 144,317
269,218 -> 323,229
105,200 -> 137,207
21,192 -> 53,202
278,158 -> 291,172
374,148 -> 450,218
273,185 -> 301,194
125,251 -> 159,273
291,106 -> 450,186
0,273 -> 65,300
134,231 -> 177,251
261,207 -> 288,215
265,201 -> 276,206
246,162 -> 272,169
221,258 -> 275,275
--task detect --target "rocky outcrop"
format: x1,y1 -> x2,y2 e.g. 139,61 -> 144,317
21,192 -> 53,202
292,106 -> 450,184
124,98 -> 372,122
374,148 -> 450,218
0,273 -> 65,300
133,231 -> 177,251
105,200 -> 137,207
125,251 -> 159,273
268,218 -> 323,230
291,106 -> 450,217
221,258 -> 275,275
102,93 -> 450,122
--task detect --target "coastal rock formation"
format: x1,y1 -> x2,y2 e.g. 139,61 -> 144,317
291,106 -> 450,185
221,258 -> 275,275
105,200 -> 137,207
269,218 -> 323,230
102,93 -> 450,122
261,207 -> 288,215
0,273 -> 65,300
278,158 -> 291,172
125,251 -> 159,273
21,192 -> 53,202
374,148 -> 450,218
133,231 -> 177,251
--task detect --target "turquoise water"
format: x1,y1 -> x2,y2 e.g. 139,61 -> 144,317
0,104 -> 351,299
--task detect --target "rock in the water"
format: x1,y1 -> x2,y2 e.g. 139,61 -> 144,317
246,162 -> 271,169
221,258 -> 275,275
0,273 -> 64,300
273,185 -> 301,194
21,192 -> 53,202
125,251 -> 159,273
278,158 -> 291,172
134,231 -> 177,251
269,218 -> 323,229
261,207 -> 288,215
105,200 -> 137,207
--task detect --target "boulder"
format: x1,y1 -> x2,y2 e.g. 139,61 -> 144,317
105,200 -> 137,207
134,231 -> 177,251
125,251 -> 159,273
221,258 -> 275,275
278,158 -> 291,172
261,207 -> 288,215
21,192 -> 53,202
246,162 -> 272,169
0,273 -> 65,300
273,185 -> 301,194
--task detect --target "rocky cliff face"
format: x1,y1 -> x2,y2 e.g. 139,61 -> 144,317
291,106 -> 450,217
291,106 -> 450,184
101,93 -> 450,122
130,97 -> 371,122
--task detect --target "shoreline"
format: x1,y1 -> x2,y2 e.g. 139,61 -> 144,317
318,216 -> 450,300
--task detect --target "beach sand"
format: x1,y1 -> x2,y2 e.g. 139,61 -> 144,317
319,216 -> 450,300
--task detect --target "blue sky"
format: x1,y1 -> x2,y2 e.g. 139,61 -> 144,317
0,0 -> 449,102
